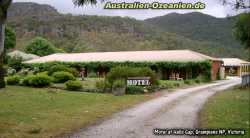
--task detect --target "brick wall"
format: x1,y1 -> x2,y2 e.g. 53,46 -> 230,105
211,61 -> 222,80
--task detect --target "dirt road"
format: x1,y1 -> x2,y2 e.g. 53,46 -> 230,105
69,77 -> 241,138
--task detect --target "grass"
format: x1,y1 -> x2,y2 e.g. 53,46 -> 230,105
0,86 -> 150,138
200,86 -> 250,138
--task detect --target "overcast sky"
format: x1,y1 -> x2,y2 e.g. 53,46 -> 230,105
13,0 -> 247,20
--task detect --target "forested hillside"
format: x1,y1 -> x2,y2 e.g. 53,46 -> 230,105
145,12 -> 248,58
7,2 -> 249,59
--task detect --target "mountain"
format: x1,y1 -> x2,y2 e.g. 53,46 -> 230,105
145,12 -> 248,58
6,2 -> 249,59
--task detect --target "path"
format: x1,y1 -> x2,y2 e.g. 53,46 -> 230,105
68,77 -> 241,138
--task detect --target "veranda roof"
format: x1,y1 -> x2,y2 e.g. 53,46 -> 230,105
25,50 -> 221,64
221,58 -> 250,66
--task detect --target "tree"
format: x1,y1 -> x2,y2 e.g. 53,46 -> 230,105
0,0 -> 12,88
3,25 -> 15,64
221,0 -> 250,56
221,0 -> 250,9
25,37 -> 62,56
5,25 -> 16,50
233,13 -> 250,50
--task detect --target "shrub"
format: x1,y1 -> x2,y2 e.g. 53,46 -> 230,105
48,65 -> 78,77
184,80 -> 195,85
88,72 -> 97,78
95,80 -> 105,91
25,37 -> 63,56
6,75 -> 21,85
146,85 -> 159,92
7,56 -> 23,71
158,80 -> 184,89
52,71 -> 75,83
195,79 -> 201,83
22,75 -> 34,86
7,68 -> 16,76
113,79 -> 126,88
196,75 -> 211,83
65,80 -> 82,91
17,68 -> 30,76
22,74 -> 52,87
106,66 -> 157,85
126,86 -> 144,94
36,71 -> 48,75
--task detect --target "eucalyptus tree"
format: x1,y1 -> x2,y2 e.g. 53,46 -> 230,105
0,0 -> 103,88
0,0 -> 12,88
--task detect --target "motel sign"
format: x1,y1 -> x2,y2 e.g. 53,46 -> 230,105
127,77 -> 151,86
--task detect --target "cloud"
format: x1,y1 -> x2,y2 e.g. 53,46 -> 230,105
13,0 -> 242,20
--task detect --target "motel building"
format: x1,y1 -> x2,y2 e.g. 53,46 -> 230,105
25,50 -> 224,81
221,58 -> 250,77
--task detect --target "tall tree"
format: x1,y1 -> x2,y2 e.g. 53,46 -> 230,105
0,0 -> 12,88
233,13 -> 250,50
0,0 -> 99,88
221,0 -> 250,57
25,37 -> 63,56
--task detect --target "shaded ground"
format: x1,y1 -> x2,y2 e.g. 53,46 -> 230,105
69,77 -> 241,138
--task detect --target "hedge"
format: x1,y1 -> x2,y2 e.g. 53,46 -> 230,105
106,66 -> 157,85
6,75 -> 21,85
65,80 -> 82,91
22,74 -> 53,87
24,60 -> 212,80
52,71 -> 75,83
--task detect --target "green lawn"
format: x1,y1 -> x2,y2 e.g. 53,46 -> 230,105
200,86 -> 250,138
0,86 -> 150,138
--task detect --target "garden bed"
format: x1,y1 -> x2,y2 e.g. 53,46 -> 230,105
51,78 -> 104,92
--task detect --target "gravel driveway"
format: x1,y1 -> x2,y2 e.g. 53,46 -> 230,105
68,77 -> 241,138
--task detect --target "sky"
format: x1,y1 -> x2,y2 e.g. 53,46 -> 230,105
13,0 -> 248,20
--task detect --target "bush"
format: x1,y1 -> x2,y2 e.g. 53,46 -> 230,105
22,75 -> 34,86
36,71 -> 48,75
126,86 -> 144,94
7,68 -> 16,76
25,37 -> 63,56
196,75 -> 211,83
158,80 -> 184,89
17,68 -> 30,76
48,65 -> 78,77
95,80 -> 105,91
184,80 -> 195,85
52,71 -> 75,83
195,78 -> 201,83
88,72 -> 97,78
7,56 -> 23,71
113,79 -> 126,88
146,85 -> 159,92
6,75 -> 21,85
65,80 -> 82,91
22,74 -> 52,87
106,66 -> 157,85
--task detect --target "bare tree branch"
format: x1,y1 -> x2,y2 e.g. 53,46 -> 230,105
221,0 -> 250,10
